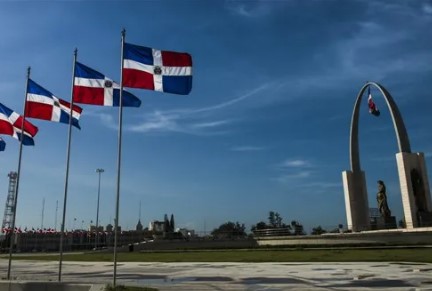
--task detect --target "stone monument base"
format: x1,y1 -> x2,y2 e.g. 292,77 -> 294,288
418,211 -> 432,227
376,216 -> 397,230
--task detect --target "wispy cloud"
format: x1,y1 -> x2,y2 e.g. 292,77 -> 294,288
423,3 -> 432,15
272,171 -> 342,194
127,110 -> 232,136
230,146 -> 265,152
227,4 -> 254,17
125,82 -> 273,135
128,110 -> 178,133
281,159 -> 312,168
332,16 -> 432,83
168,82 -> 272,116
83,109 -> 117,130
274,171 -> 312,183
225,0 -> 283,18
192,120 -> 232,129
274,158 -> 314,183
292,4 -> 431,96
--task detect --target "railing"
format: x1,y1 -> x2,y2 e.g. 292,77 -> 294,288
252,228 -> 293,237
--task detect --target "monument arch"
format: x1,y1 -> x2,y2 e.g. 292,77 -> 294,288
342,82 -> 432,231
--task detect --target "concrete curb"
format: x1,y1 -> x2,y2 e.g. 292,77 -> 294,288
0,281 -> 105,291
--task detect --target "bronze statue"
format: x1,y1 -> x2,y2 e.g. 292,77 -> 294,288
377,180 -> 391,218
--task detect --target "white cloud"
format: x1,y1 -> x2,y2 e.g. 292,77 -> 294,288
226,1 -> 280,18
192,120 -> 231,128
423,3 -> 432,15
83,110 -> 117,130
170,82 -> 273,116
273,158 -> 315,184
128,111 -> 178,133
282,159 -> 312,168
127,110 -> 231,136
125,82 -> 273,135
332,18 -> 432,82
274,171 -> 312,183
229,4 -> 253,17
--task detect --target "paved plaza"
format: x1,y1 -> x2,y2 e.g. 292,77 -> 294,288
0,260 -> 432,290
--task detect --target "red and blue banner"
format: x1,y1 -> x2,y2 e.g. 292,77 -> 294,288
0,102 -> 38,145
368,87 -> 380,117
26,79 -> 82,129
74,62 -> 141,107
123,43 -> 192,95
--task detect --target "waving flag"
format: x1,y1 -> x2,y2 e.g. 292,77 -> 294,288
26,79 -> 82,129
0,137 -> 5,151
123,43 -> 192,95
0,102 -> 38,145
73,62 -> 141,107
367,87 -> 380,117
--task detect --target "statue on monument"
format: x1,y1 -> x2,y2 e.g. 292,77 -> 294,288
377,180 -> 391,218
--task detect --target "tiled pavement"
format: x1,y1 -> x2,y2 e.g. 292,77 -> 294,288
1,260 -> 432,290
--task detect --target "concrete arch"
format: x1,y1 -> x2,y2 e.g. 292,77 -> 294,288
343,82 -> 432,231
349,82 -> 411,172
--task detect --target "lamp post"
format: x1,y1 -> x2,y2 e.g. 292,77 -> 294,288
95,168 -> 104,250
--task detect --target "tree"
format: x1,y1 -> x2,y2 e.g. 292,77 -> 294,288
164,214 -> 170,232
170,214 -> 175,232
211,221 -> 246,239
291,220 -> 305,235
268,211 -> 276,228
251,221 -> 267,232
275,212 -> 283,228
311,226 -> 327,235
251,211 -> 291,233
268,211 -> 286,228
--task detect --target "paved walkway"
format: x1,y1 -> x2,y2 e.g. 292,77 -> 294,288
1,260 -> 432,290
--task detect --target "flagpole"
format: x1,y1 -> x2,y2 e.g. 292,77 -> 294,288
113,28 -> 126,288
58,48 -> 77,281
7,66 -> 31,280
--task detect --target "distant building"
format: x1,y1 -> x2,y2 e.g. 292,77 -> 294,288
89,225 -> 104,232
136,219 -> 143,231
149,221 -> 165,232
177,228 -> 195,238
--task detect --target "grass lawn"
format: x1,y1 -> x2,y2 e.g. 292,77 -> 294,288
6,248 -> 432,263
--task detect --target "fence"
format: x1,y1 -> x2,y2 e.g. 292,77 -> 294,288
0,230 -> 153,253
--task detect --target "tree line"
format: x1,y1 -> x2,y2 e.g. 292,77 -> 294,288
211,211 -> 305,239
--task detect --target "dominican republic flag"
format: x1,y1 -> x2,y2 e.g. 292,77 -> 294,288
123,42 -> 192,95
367,87 -> 380,117
0,137 -> 5,151
0,103 -> 38,145
26,79 -> 82,129
73,62 -> 141,107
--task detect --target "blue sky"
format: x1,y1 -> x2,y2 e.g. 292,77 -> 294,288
0,0 -> 431,233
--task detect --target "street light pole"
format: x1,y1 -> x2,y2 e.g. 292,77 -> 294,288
95,168 -> 104,250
